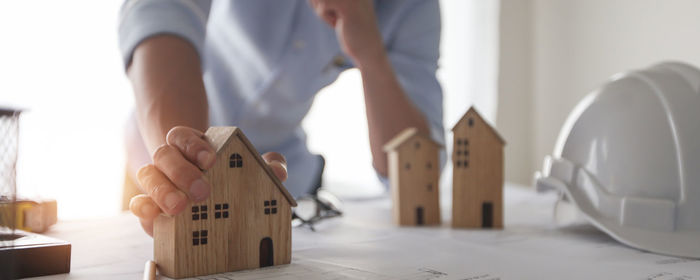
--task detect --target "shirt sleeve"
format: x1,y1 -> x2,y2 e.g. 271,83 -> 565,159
118,0 -> 212,69
378,1 -> 446,183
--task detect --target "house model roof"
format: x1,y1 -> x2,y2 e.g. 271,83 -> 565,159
204,127 -> 297,207
383,127 -> 442,152
452,106 -> 506,144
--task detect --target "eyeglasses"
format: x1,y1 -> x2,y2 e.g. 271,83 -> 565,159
292,189 -> 342,231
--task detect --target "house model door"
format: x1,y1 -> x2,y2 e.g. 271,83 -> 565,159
259,237 -> 273,267
416,207 -> 424,225
482,202 -> 493,228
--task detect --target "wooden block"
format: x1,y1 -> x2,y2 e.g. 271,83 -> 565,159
154,127 -> 296,279
384,128 -> 442,226
451,107 -> 505,229
144,260 -> 156,280
0,229 -> 71,279
0,199 -> 57,233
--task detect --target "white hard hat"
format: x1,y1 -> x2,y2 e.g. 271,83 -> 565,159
535,61 -> 700,258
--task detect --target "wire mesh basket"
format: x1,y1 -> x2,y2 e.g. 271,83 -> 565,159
0,108 -> 20,236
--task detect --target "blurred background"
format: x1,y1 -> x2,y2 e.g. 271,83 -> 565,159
3,0 -> 700,220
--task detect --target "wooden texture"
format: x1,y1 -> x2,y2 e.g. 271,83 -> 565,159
144,260 -> 156,280
384,128 -> 441,226
154,127 -> 295,279
0,199 -> 57,233
452,107 -> 505,229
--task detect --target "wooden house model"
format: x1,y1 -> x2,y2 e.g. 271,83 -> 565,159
154,127 -> 297,279
383,128 -> 441,226
452,107 -> 505,229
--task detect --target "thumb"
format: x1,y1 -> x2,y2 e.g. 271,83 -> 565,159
262,152 -> 288,182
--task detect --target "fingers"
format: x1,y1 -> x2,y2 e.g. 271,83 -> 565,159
152,144 -> 210,202
130,194 -> 160,237
129,194 -> 161,220
137,164 -> 188,215
139,216 -> 154,237
135,126 -> 216,236
166,126 -> 216,169
262,152 -> 288,182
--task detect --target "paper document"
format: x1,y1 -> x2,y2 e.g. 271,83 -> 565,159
167,186 -> 700,280
36,184 -> 700,280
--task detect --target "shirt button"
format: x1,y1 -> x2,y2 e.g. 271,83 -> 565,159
332,55 -> 345,67
293,39 -> 305,49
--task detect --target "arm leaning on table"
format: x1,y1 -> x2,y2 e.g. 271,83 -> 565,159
309,0 -> 445,178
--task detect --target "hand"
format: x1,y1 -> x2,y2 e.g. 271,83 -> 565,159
309,0 -> 386,66
128,126 -> 289,236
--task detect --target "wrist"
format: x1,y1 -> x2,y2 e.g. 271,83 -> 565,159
354,46 -> 390,73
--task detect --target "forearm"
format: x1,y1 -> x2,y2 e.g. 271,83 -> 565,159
127,35 -> 209,154
359,52 -> 431,176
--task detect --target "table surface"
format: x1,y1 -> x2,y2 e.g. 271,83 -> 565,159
28,184 -> 700,280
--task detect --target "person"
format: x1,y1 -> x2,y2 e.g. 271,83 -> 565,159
119,0 -> 444,236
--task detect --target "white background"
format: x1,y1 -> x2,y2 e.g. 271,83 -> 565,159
498,0 -> 700,184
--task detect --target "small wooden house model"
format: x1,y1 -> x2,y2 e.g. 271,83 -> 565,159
452,107 -> 505,229
384,128 -> 441,226
154,127 -> 297,279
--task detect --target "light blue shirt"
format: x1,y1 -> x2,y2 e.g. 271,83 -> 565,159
119,0 -> 444,197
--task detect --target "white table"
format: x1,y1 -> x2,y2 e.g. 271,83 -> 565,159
32,184 -> 700,279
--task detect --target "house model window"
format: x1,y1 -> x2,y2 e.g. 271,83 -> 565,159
192,205 -> 208,221
192,230 -> 208,246
215,203 -> 229,219
229,153 -> 243,168
455,138 -> 470,168
264,200 -> 277,215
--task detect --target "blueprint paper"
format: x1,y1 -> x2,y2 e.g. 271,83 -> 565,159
34,184 -> 700,280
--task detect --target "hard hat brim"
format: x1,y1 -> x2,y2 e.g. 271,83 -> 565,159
538,176 -> 700,259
